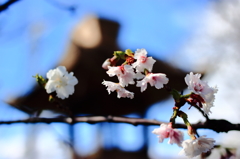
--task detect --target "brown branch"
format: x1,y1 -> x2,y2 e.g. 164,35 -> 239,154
192,119 -> 240,133
0,116 -> 165,125
74,116 -> 166,125
0,0 -> 20,12
0,116 -> 239,133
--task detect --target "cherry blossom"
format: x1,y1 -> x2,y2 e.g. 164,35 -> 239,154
185,72 -> 218,115
132,48 -> 156,73
152,123 -> 184,147
136,73 -> 169,92
45,66 -> 78,99
179,136 -> 215,158
102,80 -> 134,99
107,65 -> 135,87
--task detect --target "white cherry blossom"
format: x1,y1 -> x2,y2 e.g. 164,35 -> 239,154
132,48 -> 156,72
152,123 -> 184,147
179,136 -> 215,158
45,66 -> 78,99
107,65 -> 135,87
185,72 -> 218,115
136,73 -> 169,92
102,80 -> 134,99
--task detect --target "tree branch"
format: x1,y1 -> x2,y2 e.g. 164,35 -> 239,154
0,116 -> 239,133
0,0 -> 20,12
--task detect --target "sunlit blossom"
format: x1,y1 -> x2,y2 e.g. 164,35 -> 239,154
179,136 -> 215,158
136,73 -> 168,92
132,48 -> 156,72
45,66 -> 78,99
102,80 -> 134,99
185,72 -> 218,115
107,65 -> 135,87
152,123 -> 184,147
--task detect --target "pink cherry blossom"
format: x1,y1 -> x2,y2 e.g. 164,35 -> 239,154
152,123 -> 184,147
185,72 -> 218,115
102,80 -> 134,99
132,48 -> 156,73
179,136 -> 215,158
136,73 -> 169,92
107,65 -> 135,87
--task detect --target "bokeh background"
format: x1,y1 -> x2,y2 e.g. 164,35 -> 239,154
1,0 -> 240,158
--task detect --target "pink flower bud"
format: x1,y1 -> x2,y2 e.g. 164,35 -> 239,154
102,58 -> 111,70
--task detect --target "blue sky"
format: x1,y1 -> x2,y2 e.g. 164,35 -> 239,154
0,0 -> 211,158
0,0 -> 209,100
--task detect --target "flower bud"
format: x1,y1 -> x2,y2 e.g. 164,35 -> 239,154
49,95 -> 55,102
33,74 -> 47,87
102,58 -> 111,69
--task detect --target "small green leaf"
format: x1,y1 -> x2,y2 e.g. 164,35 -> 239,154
113,51 -> 125,60
125,49 -> 134,56
170,89 -> 181,102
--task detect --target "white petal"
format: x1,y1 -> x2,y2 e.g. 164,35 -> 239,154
56,66 -> 67,76
56,87 -> 69,99
46,69 -> 54,79
45,81 -> 56,93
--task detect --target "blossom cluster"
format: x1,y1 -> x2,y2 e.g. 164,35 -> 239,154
152,72 -> 217,157
102,48 -> 217,116
102,48 -> 169,99
152,71 -> 217,157
102,48 -> 218,158
34,48 -> 218,158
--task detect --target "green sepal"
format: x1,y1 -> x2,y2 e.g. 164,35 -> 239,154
144,69 -> 149,75
33,74 -> 47,88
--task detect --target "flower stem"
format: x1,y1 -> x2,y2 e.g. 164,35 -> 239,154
170,107 -> 179,127
180,93 -> 191,99
178,111 -> 197,140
